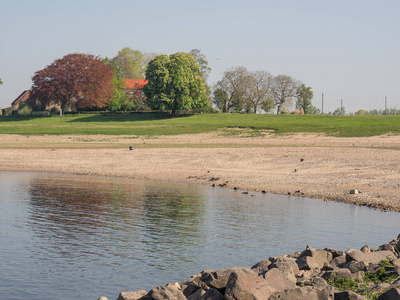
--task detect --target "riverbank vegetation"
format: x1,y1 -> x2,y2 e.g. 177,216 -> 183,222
0,113 -> 399,137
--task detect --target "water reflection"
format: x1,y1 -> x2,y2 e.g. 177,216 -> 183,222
1,172 -> 400,300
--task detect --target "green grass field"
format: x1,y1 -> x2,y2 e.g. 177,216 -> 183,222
0,113 -> 399,137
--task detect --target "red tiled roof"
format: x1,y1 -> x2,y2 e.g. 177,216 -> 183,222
124,79 -> 148,90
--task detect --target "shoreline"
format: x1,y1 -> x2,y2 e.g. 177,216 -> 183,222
0,133 -> 399,212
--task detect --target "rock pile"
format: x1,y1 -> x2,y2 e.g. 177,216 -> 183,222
99,235 -> 400,300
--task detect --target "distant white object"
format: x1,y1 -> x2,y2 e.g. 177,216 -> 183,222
349,189 -> 359,194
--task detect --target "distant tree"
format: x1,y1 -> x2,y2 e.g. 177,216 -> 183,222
144,52 -> 208,115
355,109 -> 369,115
110,47 -> 147,79
216,66 -> 249,113
270,75 -> 300,114
309,105 -> 321,115
0,78 -> 2,85
213,88 -> 228,112
295,84 -> 314,114
245,70 -> 272,113
189,49 -> 212,103
332,107 -> 346,115
189,49 -> 211,81
31,53 -> 114,111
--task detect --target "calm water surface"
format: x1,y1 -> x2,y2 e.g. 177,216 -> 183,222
1,172 -> 400,300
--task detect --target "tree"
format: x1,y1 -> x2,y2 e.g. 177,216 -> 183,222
215,66 -> 249,113
189,49 -> 211,81
245,71 -> 272,113
143,52 -> 209,115
31,53 -> 114,111
295,84 -> 314,114
0,78 -> 2,85
213,88 -> 228,112
269,74 -> 300,114
110,47 -> 147,79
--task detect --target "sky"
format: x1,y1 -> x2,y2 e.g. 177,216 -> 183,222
1,0 -> 399,113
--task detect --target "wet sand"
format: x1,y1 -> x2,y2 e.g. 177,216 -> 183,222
0,132 -> 399,211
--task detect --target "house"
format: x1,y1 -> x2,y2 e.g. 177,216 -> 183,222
10,90 -> 36,110
124,79 -> 148,100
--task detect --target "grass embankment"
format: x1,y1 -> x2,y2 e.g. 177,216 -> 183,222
0,113 -> 399,137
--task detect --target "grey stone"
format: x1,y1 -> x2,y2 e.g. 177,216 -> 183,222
345,250 -> 394,264
269,286 -> 333,300
331,255 -> 347,268
344,261 -> 368,273
98,297 -> 108,300
376,287 -> 400,300
201,267 -> 254,292
225,270 -> 275,300
360,245 -> 370,253
181,274 -> 209,297
263,267 -> 296,291
297,246 -> 333,270
378,244 -> 396,252
270,257 -> 300,279
325,248 -> 345,259
146,285 -> 186,300
334,290 -> 366,300
117,290 -> 147,300
251,260 -> 272,276
187,287 -> 224,300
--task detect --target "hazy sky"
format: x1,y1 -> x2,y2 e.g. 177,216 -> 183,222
1,0 -> 399,113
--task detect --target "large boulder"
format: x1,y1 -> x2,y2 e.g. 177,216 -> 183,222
201,267 -> 254,293
117,290 -> 147,300
334,291 -> 366,300
225,270 -> 275,300
376,287 -> 400,300
270,257 -> 300,281
251,260 -> 272,276
345,250 -> 394,264
145,284 -> 186,300
263,268 -> 297,291
181,274 -> 209,298
269,286 -> 333,300
187,287 -> 224,300
297,246 -> 333,270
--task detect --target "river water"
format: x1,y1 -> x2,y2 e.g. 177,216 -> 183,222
0,172 -> 399,300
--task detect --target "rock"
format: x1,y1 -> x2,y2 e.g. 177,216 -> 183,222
181,274 -> 209,297
145,284 -> 186,300
263,268 -> 297,291
331,255 -> 347,268
251,260 -> 272,276
224,270 -> 275,300
269,286 -> 334,300
297,246 -> 333,270
117,290 -> 147,300
384,266 -> 400,276
322,268 -> 354,281
270,256 -> 300,280
98,297 -> 108,300
187,287 -> 224,300
376,287 -> 400,300
343,261 -> 368,273
349,189 -> 359,194
345,250 -> 394,264
334,290 -> 366,299
360,245 -> 370,253
378,244 -> 396,252
201,267 -> 254,293
325,248 -> 344,259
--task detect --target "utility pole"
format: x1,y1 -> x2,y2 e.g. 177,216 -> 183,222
322,93 -> 324,115
385,96 -> 387,112
341,99 -> 343,115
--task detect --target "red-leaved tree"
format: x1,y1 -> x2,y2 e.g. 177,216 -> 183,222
31,53 -> 114,110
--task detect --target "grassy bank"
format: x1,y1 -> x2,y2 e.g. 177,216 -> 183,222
0,113 -> 399,137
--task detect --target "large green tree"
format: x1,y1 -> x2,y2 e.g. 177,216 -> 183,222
143,52 -> 209,115
110,47 -> 147,79
0,78 -> 2,84
295,84 -> 314,114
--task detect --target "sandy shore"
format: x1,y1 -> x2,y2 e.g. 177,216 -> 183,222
0,132 -> 399,211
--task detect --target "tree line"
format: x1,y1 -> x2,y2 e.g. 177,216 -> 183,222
27,48 -> 316,115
